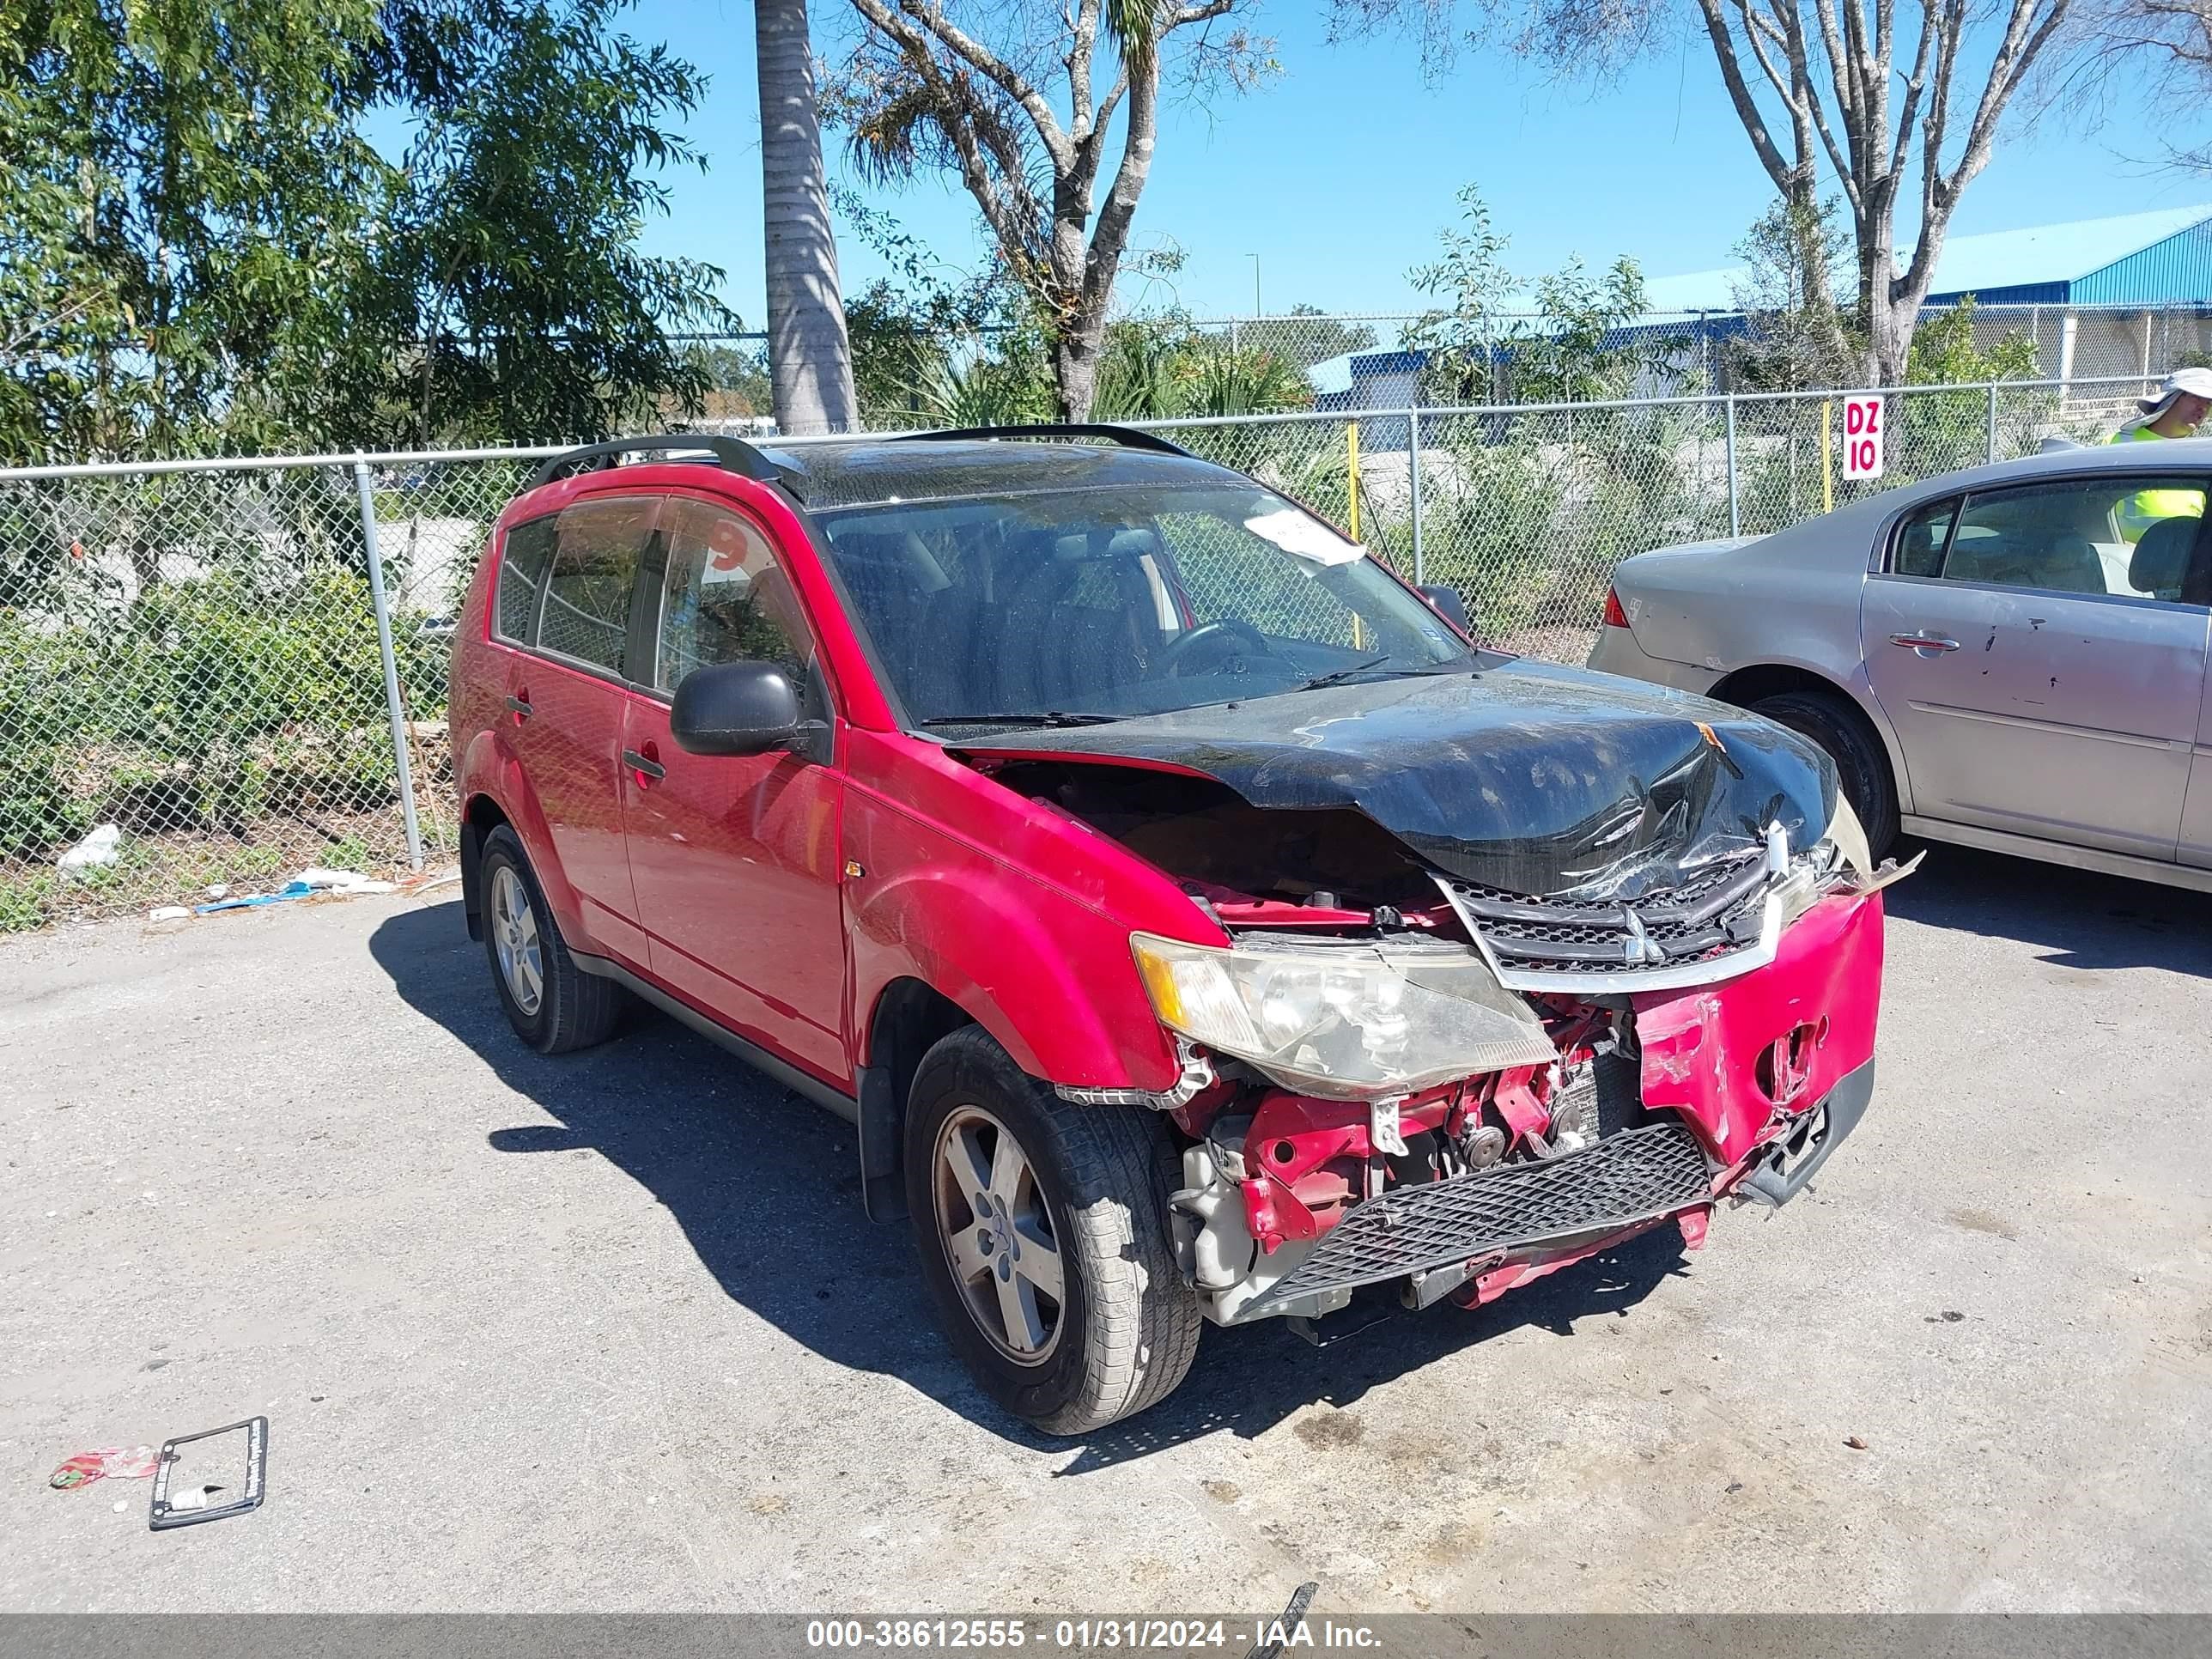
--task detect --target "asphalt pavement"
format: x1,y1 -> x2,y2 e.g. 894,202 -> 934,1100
1,848 -> 2207,1613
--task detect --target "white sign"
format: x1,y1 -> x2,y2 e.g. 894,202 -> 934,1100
1842,393 -> 1885,480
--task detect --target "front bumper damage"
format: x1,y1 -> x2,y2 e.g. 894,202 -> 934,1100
1170,888 -> 1888,1327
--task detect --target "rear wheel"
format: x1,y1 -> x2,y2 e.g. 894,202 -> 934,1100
904,1027 -> 1201,1434
477,826 -> 627,1054
1750,690 -> 1899,860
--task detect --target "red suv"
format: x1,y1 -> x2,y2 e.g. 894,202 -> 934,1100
451,428 -> 1900,1433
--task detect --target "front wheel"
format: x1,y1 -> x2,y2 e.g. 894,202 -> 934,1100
904,1027 -> 1202,1434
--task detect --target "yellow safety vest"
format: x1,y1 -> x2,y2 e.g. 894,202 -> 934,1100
2106,424 -> 2205,541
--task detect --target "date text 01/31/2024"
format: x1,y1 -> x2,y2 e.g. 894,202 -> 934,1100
804,1618 -> 1384,1650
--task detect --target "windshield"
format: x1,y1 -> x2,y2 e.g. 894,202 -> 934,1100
813,482 -> 1474,727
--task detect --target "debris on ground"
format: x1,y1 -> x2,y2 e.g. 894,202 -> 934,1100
149,1417 -> 267,1532
49,1447 -> 158,1490
295,866 -> 398,895
57,824 -> 123,878
204,884 -> 228,901
148,907 -> 192,922
196,882 -> 314,915
1844,1436 -> 1869,1450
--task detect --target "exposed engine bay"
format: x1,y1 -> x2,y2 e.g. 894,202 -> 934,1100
958,729 -> 1906,1330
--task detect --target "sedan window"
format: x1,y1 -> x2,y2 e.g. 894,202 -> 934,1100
1915,477 -> 2208,600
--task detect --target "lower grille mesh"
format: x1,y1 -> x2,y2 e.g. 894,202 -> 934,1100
1246,1122 -> 1712,1315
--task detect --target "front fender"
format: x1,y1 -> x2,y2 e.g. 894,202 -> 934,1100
843,819 -> 1182,1094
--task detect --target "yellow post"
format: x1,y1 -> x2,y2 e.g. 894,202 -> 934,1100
1821,401 -> 1834,515
1346,421 -> 1362,543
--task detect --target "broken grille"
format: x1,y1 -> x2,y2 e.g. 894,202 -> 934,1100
1244,1122 -> 1712,1316
1441,848 -> 1773,979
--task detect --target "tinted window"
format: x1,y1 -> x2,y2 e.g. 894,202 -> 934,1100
538,496 -> 657,674
495,516 -> 556,640
1938,477 -> 2205,599
1892,498 -> 1954,579
653,500 -> 811,692
813,483 -> 1472,726
1158,511 -> 1361,647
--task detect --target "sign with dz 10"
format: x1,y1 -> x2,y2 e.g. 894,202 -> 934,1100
1842,394 -> 1885,480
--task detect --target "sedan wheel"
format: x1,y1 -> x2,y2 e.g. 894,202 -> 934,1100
931,1105 -> 1065,1365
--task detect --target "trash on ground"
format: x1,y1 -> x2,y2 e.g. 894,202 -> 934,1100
295,866 -> 396,895
149,1416 -> 266,1531
197,883 -> 313,914
148,907 -> 192,923
57,824 -> 123,878
204,884 -> 228,901
49,1446 -> 158,1490
1844,1435 -> 1870,1450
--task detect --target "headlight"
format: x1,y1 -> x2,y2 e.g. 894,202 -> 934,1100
1129,932 -> 1558,1100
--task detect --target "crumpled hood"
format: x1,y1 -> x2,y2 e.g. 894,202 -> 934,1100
955,658 -> 1838,900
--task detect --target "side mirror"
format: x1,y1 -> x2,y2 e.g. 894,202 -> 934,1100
1419,583 -> 1471,633
671,659 -> 817,757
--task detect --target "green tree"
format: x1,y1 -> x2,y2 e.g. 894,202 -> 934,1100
0,0 -> 389,461
1406,185 -> 1674,404
0,0 -> 730,462
321,0 -> 735,447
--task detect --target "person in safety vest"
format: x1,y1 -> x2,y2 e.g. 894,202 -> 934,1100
2108,367 -> 2212,539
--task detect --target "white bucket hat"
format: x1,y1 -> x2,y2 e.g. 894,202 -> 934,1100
2136,366 -> 2212,417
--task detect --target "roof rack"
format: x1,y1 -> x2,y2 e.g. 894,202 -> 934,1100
885,422 -> 1196,459
526,433 -> 787,493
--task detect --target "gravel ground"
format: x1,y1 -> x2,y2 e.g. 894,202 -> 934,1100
0,848 -> 2208,1615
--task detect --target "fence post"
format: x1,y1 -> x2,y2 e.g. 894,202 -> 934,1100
353,459 -> 424,872
1986,382 -> 1998,464
1724,394 -> 1741,538
1346,421 -> 1362,543
1407,403 -> 1425,586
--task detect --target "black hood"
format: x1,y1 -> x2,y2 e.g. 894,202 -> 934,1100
954,659 -> 1838,900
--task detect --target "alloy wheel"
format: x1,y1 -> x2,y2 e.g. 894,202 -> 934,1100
931,1105 -> 1066,1366
489,864 -> 544,1017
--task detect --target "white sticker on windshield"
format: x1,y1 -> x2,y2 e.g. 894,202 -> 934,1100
1244,507 -> 1364,566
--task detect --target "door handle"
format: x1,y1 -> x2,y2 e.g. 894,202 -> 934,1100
622,747 -> 665,781
1887,632 -> 1960,653
504,694 -> 534,720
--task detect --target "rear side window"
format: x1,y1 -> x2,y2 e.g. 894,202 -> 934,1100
538,495 -> 659,674
653,500 -> 812,692
495,516 -> 556,641
1892,498 -> 1955,578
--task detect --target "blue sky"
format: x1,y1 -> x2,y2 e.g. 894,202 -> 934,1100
631,2 -> 2202,325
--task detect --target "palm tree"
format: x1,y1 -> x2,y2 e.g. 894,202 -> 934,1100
757,0 -> 858,434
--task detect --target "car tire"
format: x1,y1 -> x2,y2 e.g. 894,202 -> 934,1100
904,1026 -> 1202,1435
477,825 -> 627,1054
1750,690 -> 1900,860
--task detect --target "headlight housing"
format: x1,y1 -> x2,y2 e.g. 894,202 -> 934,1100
1129,931 -> 1558,1101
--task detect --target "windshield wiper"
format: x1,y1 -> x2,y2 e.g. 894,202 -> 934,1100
1296,654 -> 1395,692
915,712 -> 1123,729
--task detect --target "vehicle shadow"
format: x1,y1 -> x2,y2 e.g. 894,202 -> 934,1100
369,897 -> 1696,1467
1883,841 -> 2212,976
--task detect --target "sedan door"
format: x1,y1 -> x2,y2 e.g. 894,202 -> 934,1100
1861,476 -> 2211,860
621,494 -> 850,1087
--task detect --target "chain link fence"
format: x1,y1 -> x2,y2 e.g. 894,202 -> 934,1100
0,374 -> 2157,928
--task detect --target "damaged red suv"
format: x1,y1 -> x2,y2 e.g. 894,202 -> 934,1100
451,428 -> 1902,1432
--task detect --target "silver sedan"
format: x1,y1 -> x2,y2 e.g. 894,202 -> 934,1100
1586,440 -> 2212,891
